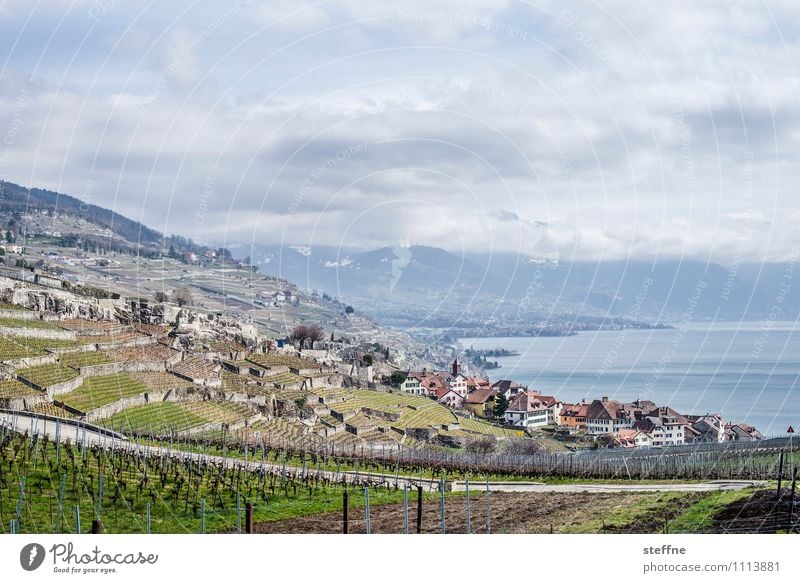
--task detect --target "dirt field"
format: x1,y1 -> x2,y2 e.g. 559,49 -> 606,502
712,489 -> 798,533
252,492 -> 673,534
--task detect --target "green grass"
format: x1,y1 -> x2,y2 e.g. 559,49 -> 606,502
668,488 -> 761,533
59,373 -> 148,412
16,364 -> 80,387
559,492 -> 688,533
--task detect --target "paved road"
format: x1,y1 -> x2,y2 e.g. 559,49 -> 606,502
0,411 -> 768,494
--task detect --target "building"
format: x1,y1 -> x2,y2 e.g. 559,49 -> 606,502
632,407 -> 690,446
435,387 -> 465,409
558,401 -> 589,431
399,376 -> 425,395
491,379 -> 528,399
686,414 -> 727,443
725,423 -> 763,441
465,387 -> 498,418
614,429 -> 653,448
584,397 -> 635,435
504,392 -> 560,428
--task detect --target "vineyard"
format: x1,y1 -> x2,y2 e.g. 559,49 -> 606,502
130,372 -> 194,392
17,364 -> 80,387
0,429 -> 418,534
0,317 -> 62,330
98,401 -> 254,435
59,374 -> 150,412
0,336 -> 80,359
58,350 -> 115,368
0,379 -> 40,399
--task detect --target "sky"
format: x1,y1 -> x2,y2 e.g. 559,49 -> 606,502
1,0 -> 799,263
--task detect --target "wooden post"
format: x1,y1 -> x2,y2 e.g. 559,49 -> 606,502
777,450 -> 785,499
416,486 -> 423,534
365,487 -> 371,534
403,485 -> 409,534
440,476 -> 446,534
90,519 -> 104,534
343,490 -> 349,534
486,476 -> 491,534
465,476 -> 471,534
245,503 -> 253,533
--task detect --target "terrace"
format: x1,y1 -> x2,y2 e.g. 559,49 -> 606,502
58,373 -> 149,412
16,364 -> 80,388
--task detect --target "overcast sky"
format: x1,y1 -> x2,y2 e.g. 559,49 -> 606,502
1,0 -> 799,263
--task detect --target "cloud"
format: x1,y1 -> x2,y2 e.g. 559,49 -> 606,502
1,1 -> 799,264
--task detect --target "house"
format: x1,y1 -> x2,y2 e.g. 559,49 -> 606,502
446,359 -> 468,397
408,370 -> 447,398
491,379 -> 528,398
632,407 -> 690,446
725,423 -> 763,441
399,376 -> 425,395
466,376 -> 491,392
465,387 -> 498,418
686,414 -> 727,443
504,392 -> 559,428
558,401 -> 589,431
435,387 -> 465,409
614,428 -> 653,448
584,397 -> 634,435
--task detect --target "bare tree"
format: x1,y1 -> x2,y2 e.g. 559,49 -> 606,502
174,287 -> 193,307
503,437 -> 544,456
154,290 -> 168,303
464,435 -> 498,455
289,324 -> 325,348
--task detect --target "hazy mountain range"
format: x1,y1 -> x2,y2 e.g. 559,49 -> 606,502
237,243 -> 800,326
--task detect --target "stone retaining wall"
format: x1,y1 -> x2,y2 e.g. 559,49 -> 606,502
0,326 -> 76,340
0,309 -> 61,321
78,361 -> 166,378
3,353 -> 59,370
95,336 -> 154,351
1,393 -> 49,411
44,375 -> 84,397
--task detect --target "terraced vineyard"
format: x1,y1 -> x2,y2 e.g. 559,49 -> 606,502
99,401 -> 254,435
0,337 -> 42,359
131,372 -> 194,391
247,352 -> 322,371
266,372 -> 305,385
16,364 -> 79,387
28,402 -> 75,418
458,417 -> 518,437
59,373 -> 149,412
58,350 -> 114,368
0,336 -> 81,359
0,378 -> 40,399
0,316 -> 63,329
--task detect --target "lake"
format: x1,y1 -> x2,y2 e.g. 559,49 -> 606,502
459,322 -> 800,435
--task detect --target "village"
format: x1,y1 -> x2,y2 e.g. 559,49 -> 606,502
396,358 -> 764,448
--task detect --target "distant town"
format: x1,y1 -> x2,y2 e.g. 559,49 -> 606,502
397,358 -> 763,448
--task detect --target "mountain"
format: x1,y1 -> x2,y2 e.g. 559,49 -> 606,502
0,180 -> 224,258
240,243 -> 800,326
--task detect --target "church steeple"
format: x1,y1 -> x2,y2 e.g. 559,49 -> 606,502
452,357 -> 461,376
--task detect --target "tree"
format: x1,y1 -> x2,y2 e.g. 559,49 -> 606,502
362,354 -> 373,367
465,435 -> 497,455
289,325 -> 325,348
345,305 -> 354,314
504,437 -> 543,456
494,393 -> 509,420
154,291 -> 168,303
174,287 -> 193,307
390,371 -> 407,386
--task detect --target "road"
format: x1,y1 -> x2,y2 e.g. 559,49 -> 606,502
0,411 -> 768,494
